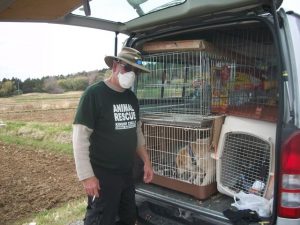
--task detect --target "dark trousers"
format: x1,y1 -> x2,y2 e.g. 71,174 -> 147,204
84,169 -> 136,225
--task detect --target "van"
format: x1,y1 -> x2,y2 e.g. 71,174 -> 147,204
1,1 -> 299,224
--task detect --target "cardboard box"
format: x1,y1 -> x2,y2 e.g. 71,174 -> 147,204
211,116 -> 225,150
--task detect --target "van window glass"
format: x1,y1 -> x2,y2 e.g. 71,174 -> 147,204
72,0 -> 186,23
287,14 -> 300,128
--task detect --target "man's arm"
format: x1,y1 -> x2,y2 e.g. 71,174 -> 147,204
72,124 -> 100,197
136,121 -> 153,183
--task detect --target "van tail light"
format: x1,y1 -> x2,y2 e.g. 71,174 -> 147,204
278,131 -> 300,218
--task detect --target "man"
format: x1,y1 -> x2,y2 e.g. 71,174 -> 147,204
73,47 -> 153,225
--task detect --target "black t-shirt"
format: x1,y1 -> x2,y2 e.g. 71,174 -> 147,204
74,81 -> 139,174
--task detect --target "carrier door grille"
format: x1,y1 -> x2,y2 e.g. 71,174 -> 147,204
220,132 -> 271,196
144,122 -> 215,186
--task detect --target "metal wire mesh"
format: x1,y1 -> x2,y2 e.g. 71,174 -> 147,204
137,51 -> 234,117
143,121 -> 215,186
220,132 -> 271,196
212,27 -> 278,121
137,26 -> 278,122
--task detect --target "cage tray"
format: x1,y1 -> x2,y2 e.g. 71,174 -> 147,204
151,174 -> 217,200
141,113 -> 213,128
227,105 -> 278,122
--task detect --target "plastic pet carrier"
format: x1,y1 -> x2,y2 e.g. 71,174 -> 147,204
216,116 -> 276,198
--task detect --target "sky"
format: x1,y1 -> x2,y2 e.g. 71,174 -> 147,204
0,23 -> 128,80
0,0 -> 299,81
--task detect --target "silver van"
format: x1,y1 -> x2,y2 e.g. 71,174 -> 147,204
1,0 -> 299,224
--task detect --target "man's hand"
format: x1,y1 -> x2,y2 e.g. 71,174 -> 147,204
136,145 -> 154,184
143,161 -> 154,183
82,176 -> 100,197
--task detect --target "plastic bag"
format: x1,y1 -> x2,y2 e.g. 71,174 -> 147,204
231,191 -> 271,217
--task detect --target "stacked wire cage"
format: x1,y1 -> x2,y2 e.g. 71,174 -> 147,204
137,47 -> 234,117
141,116 -> 218,199
136,41 -> 228,199
136,25 -> 278,199
210,27 -> 278,121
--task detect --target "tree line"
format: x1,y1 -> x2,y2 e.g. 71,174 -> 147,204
0,69 -> 110,97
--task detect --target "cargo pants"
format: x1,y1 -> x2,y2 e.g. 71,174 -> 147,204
83,169 -> 136,225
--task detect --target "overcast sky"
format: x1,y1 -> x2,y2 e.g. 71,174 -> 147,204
0,24 -> 128,80
0,0 -> 299,81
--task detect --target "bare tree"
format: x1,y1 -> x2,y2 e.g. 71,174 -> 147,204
43,77 -> 64,94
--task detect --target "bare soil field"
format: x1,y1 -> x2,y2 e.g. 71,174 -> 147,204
0,91 -> 82,124
0,108 -> 76,123
0,142 -> 85,225
0,92 -> 85,224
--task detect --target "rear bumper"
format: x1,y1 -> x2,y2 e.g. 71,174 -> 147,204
277,217 -> 300,225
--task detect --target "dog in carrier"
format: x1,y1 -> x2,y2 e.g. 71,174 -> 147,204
176,138 -> 215,185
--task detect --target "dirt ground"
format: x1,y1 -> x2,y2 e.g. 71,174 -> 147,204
0,108 -> 77,123
0,142 -> 85,225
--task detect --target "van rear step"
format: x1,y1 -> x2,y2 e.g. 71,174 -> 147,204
137,201 -> 217,225
136,183 -> 233,225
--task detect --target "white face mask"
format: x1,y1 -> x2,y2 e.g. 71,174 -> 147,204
117,71 -> 136,89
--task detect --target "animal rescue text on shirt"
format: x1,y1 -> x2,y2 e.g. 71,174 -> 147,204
113,104 -> 136,130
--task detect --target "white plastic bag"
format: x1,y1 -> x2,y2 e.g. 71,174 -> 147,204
231,191 -> 271,217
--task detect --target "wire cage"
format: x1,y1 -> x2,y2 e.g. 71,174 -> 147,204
136,26 -> 278,122
142,117 -> 218,199
212,27 -> 278,122
136,50 -> 234,117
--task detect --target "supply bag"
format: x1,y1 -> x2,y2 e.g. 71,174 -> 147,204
231,191 -> 272,217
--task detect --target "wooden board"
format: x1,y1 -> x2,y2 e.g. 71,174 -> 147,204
143,40 -> 215,53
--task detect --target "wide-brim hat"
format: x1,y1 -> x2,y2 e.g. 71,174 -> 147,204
104,47 -> 150,73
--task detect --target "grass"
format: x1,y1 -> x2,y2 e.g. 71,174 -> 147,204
15,198 -> 86,225
0,135 -> 72,154
12,92 -> 83,102
0,121 -> 73,155
0,91 -> 82,113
